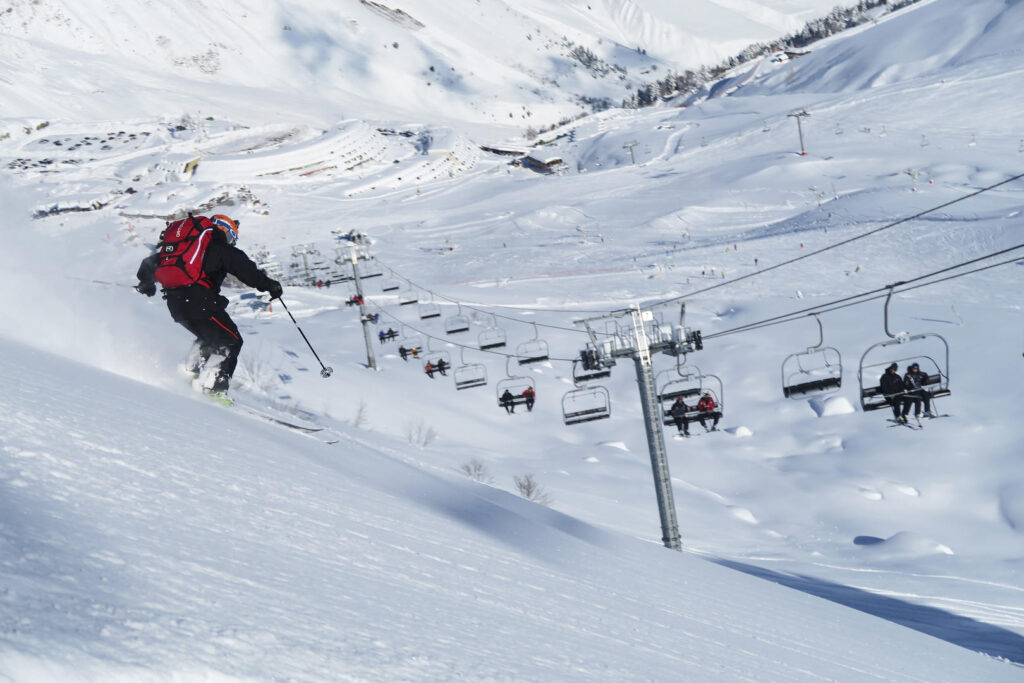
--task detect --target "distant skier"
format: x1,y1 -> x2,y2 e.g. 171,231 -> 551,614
669,396 -> 691,436
902,362 -> 935,420
135,214 -> 282,394
436,358 -> 449,376
879,363 -> 907,423
424,361 -> 436,378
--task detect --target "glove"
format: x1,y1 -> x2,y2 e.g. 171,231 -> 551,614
136,281 -> 156,297
266,280 -> 283,300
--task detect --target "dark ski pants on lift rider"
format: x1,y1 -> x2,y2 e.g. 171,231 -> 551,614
885,396 -> 903,420
166,287 -> 242,390
902,390 -> 931,418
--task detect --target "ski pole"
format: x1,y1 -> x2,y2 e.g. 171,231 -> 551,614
276,297 -> 334,378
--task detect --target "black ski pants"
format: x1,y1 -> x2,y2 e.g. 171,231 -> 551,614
166,287 -> 243,385
901,390 -> 931,417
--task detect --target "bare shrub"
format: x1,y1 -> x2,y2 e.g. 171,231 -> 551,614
405,420 -> 437,449
460,458 -> 494,484
513,474 -> 553,506
352,399 -> 368,429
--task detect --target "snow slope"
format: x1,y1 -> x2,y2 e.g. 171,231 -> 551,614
0,337 -> 1019,681
2,0 -> 1024,680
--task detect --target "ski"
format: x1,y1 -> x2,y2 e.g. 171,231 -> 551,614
199,387 -> 325,434
886,419 -> 921,430
236,404 -> 325,433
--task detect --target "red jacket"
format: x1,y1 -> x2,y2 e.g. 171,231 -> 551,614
697,395 -> 716,411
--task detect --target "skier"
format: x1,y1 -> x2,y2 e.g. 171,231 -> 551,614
669,396 -> 691,436
398,345 -> 409,361
902,362 -> 935,420
879,363 -> 907,423
522,386 -> 536,412
436,358 -> 449,376
424,361 -> 436,378
695,392 -> 719,431
135,214 -> 282,394
500,389 -> 516,414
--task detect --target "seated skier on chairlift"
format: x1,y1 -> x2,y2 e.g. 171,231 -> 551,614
521,386 -> 536,412
424,361 -> 436,378
436,358 -> 449,376
669,396 -> 691,436
696,392 -> 719,432
500,389 -> 516,414
879,363 -> 907,423
902,362 -> 937,420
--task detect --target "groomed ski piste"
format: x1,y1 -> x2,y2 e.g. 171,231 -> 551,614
2,0 -> 1024,680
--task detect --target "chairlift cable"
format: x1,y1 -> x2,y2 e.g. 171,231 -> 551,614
704,248 -> 1024,340
641,171 -> 1024,313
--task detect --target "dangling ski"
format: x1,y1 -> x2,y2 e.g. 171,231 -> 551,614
887,418 -> 921,431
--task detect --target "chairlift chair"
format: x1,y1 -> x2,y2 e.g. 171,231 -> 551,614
421,341 -> 452,368
516,323 -> 549,365
398,289 -> 419,306
658,363 -> 724,428
360,264 -> 383,279
478,326 -> 507,351
858,288 -> 950,412
453,348 -> 487,390
380,278 -> 400,292
656,361 -> 704,404
572,343 -> 613,385
562,386 -> 611,425
496,357 -> 536,410
781,314 -> 843,398
419,300 -> 442,320
396,326 -> 424,353
444,305 -> 471,335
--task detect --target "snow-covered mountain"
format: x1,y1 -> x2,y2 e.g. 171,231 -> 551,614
1,0 -> 840,132
2,0 -> 1023,680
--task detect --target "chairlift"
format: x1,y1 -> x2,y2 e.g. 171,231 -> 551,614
516,323 -> 549,365
478,324 -> 507,351
496,357 -> 536,411
396,326 -> 424,359
572,343 -> 612,385
444,305 -> 471,335
562,386 -> 610,425
380,277 -> 401,293
453,348 -> 487,390
781,314 -> 843,398
657,361 -> 724,428
858,288 -> 950,412
419,298 -> 442,320
398,288 -> 419,306
656,357 -> 703,403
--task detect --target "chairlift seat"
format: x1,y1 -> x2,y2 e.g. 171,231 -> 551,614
445,316 -> 471,334
659,386 -> 701,401
454,364 -> 487,390
419,303 -> 441,319
564,407 -> 611,425
662,409 -> 723,426
783,376 -> 842,398
479,329 -> 507,350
